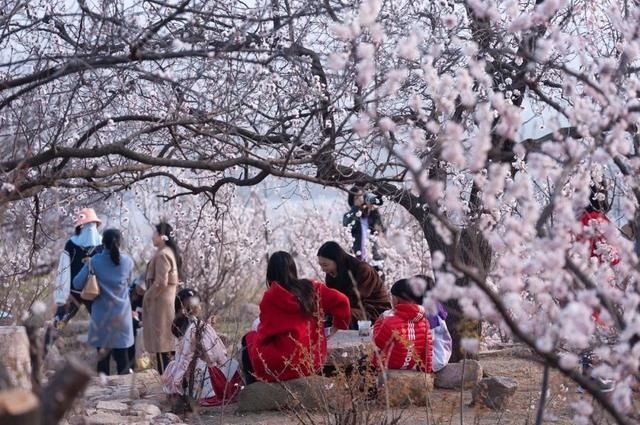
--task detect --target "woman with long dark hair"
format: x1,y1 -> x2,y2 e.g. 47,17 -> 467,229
140,222 -> 181,373
317,241 -> 390,328
73,228 -> 134,375
242,251 -> 350,383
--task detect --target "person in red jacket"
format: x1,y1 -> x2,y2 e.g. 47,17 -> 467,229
242,251 -> 350,383
576,184 -> 618,393
577,185 -> 620,266
372,277 -> 433,373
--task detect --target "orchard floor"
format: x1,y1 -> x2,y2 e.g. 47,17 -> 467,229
51,321 -> 616,424
194,351 -> 601,425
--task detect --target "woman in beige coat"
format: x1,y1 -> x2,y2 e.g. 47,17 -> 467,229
140,222 -> 181,373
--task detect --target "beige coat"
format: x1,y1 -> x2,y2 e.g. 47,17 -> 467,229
142,246 -> 179,353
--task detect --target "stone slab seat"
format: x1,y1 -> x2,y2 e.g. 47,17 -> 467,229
434,360 -> 483,390
236,375 -> 334,413
378,370 -> 434,407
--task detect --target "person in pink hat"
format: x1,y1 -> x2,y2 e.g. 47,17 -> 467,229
45,208 -> 103,352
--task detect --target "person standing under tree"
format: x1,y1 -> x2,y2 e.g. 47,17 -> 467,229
72,228 -> 134,375
138,222 -> 182,374
343,186 -> 386,272
45,208 -> 103,353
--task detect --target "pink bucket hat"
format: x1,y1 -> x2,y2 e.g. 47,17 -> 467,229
74,208 -> 102,227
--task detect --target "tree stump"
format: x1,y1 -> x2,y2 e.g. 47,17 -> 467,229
0,388 -> 41,425
0,326 -> 32,390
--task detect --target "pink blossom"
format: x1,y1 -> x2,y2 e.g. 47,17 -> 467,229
397,34 -> 419,60
358,0 -> 382,26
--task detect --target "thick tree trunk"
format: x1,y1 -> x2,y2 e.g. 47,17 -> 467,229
0,326 -> 32,390
0,388 -> 41,425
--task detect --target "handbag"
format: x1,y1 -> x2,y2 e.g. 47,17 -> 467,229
80,259 -> 100,301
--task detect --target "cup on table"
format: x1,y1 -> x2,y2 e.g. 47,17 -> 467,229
357,320 -> 372,337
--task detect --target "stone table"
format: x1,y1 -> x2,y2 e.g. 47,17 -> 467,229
325,330 -> 373,367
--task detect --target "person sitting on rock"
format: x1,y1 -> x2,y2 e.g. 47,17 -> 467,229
372,277 -> 434,373
242,251 -> 350,383
162,288 -> 241,410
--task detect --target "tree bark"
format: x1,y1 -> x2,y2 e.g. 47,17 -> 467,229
0,326 -> 32,391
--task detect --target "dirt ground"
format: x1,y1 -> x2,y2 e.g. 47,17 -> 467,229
192,350 -> 605,425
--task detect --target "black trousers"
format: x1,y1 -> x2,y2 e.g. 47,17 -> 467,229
97,348 -> 129,375
241,335 -> 256,384
55,291 -> 93,322
128,319 -> 141,369
44,292 -> 93,356
156,352 -> 174,374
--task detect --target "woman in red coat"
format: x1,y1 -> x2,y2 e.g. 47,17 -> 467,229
242,251 -> 350,383
373,278 -> 433,373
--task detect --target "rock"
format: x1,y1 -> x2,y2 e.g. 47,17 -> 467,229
75,334 -> 88,344
237,376 -> 334,413
132,402 -> 161,417
68,415 -> 85,425
85,412 -> 129,424
380,370 -> 434,407
434,360 -> 483,390
471,376 -> 518,410
92,369 -> 161,399
96,400 -> 128,411
162,412 -> 181,422
0,326 -> 32,390
326,330 -> 372,367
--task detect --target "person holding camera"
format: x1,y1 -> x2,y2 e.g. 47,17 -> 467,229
343,186 -> 385,270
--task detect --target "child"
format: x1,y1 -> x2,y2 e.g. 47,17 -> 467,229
373,275 -> 452,372
373,277 -> 433,372
162,288 -> 241,410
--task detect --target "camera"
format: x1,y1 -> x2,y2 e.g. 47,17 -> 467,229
364,192 -> 382,206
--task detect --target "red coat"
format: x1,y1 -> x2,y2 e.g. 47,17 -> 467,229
578,210 -> 619,266
245,281 -> 350,382
373,303 -> 432,373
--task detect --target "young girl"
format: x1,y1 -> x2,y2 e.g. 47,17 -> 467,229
162,289 -> 241,409
372,277 -> 433,373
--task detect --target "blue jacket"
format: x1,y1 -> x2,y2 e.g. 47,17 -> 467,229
73,250 -> 134,349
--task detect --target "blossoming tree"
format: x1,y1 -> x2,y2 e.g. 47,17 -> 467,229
1,0 -> 640,422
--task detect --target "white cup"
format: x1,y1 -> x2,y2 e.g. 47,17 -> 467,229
357,320 -> 372,336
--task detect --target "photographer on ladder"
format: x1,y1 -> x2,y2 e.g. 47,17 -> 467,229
343,186 -> 386,273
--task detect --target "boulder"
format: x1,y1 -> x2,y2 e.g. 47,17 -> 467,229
0,326 -> 32,390
132,402 -> 161,417
96,400 -> 128,411
237,376 -> 334,413
85,412 -> 130,424
471,376 -> 518,410
434,360 -> 483,390
379,370 -> 434,407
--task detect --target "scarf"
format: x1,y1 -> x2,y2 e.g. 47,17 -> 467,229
70,222 -> 102,247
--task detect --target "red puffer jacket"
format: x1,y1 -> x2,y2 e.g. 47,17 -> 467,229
373,303 -> 432,373
245,281 -> 350,382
